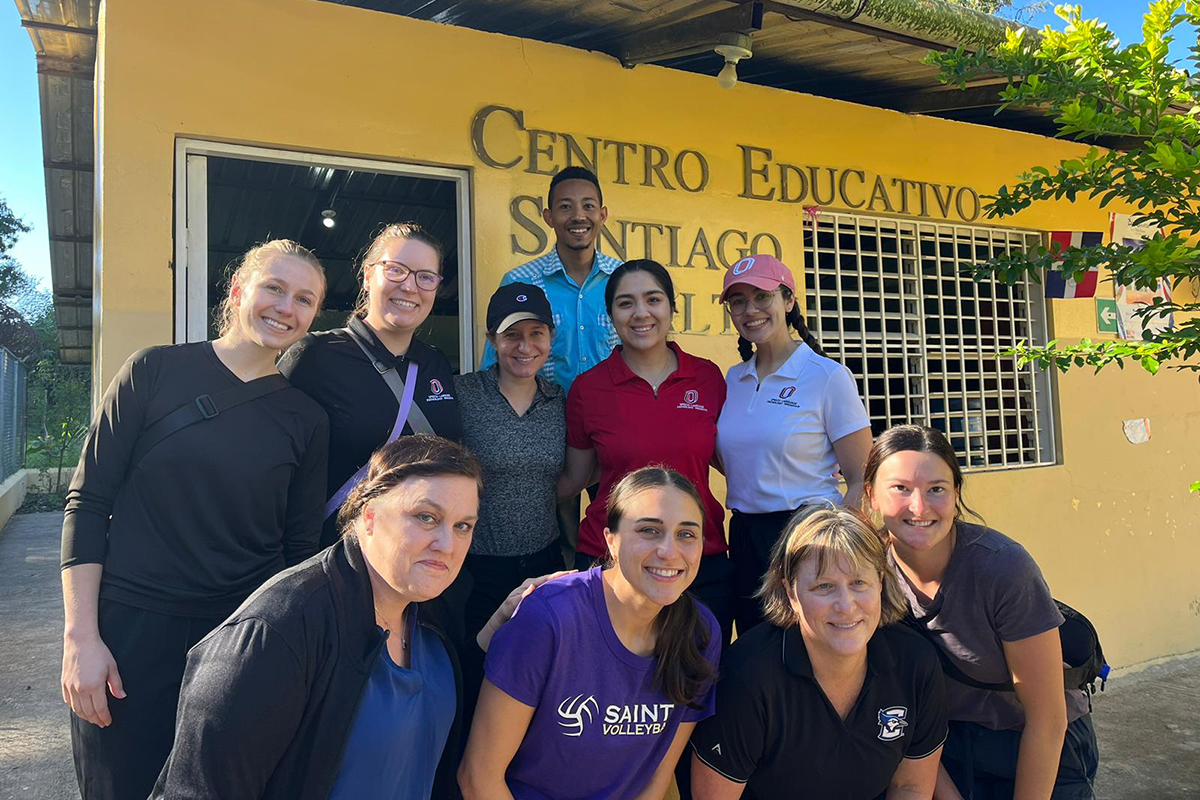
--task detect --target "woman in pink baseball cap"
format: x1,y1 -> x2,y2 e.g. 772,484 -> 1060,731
714,254 -> 873,636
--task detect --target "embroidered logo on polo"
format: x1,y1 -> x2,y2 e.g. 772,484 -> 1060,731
425,378 -> 454,403
767,385 -> 801,408
877,706 -> 909,741
556,694 -> 676,737
676,388 -> 708,412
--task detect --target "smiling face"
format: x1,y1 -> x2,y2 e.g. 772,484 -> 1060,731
229,255 -> 322,351
542,178 -> 607,252
488,319 -> 551,380
725,283 -> 794,349
358,475 -> 478,604
610,270 -> 673,352
788,553 -> 882,660
604,486 -> 704,610
868,449 -> 959,560
363,236 -> 441,334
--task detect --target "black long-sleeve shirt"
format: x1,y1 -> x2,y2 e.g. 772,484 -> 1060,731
61,342 -> 330,618
278,317 -> 464,547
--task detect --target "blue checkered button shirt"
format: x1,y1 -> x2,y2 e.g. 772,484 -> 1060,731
480,248 -> 621,393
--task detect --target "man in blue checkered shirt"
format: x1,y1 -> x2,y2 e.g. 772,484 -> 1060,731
480,167 -> 620,394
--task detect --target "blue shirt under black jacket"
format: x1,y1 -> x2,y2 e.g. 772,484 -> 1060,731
480,247 -> 622,393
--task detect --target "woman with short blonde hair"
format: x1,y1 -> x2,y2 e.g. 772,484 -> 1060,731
756,506 -> 907,629
690,505 -> 947,800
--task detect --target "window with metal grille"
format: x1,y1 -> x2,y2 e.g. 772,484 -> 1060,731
803,212 -> 1056,470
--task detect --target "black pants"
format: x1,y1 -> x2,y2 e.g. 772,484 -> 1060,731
463,543 -> 567,641
461,543 -> 566,730
729,508 -> 798,636
70,599 -> 226,800
942,715 -> 1100,800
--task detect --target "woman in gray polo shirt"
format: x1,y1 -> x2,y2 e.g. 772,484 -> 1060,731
864,425 -> 1098,800
454,282 -> 567,655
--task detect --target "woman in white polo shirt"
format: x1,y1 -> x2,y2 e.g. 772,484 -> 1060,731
715,254 -> 872,636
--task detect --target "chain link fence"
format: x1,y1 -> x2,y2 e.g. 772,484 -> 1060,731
1,347 -> 28,483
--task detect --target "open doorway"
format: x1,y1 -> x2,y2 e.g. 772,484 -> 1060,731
174,141 -> 474,371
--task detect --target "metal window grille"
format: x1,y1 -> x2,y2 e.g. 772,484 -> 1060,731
1,347 -> 28,483
803,212 -> 1055,470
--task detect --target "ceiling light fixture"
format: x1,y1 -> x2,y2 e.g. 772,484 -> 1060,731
715,32 -> 753,90
321,208 -> 336,229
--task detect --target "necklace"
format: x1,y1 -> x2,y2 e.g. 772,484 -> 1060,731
376,607 -> 410,650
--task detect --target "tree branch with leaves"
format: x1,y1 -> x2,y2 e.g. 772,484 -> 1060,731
928,1 -> 1200,492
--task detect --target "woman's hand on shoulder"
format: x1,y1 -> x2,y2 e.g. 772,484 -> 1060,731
476,569 -> 576,652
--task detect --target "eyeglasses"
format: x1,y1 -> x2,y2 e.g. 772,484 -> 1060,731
371,261 -> 442,291
723,289 -> 780,316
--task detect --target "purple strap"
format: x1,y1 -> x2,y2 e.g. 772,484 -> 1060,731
323,360 -> 419,520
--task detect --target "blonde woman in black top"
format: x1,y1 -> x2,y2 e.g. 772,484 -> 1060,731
60,240 -> 329,800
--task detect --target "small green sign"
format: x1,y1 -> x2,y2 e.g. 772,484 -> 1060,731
1096,298 -> 1119,335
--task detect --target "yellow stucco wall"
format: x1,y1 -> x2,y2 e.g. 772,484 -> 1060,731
95,0 -> 1199,667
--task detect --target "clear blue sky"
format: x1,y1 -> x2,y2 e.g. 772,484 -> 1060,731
0,1 -> 1194,289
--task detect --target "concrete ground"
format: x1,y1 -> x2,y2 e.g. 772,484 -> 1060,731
1,510 -> 1197,799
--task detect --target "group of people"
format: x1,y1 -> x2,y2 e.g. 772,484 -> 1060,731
58,165 -> 1098,800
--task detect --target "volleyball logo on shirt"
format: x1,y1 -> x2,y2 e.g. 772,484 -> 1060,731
877,706 -> 909,741
556,695 -> 676,737
677,388 -> 707,412
557,694 -> 598,737
779,386 -> 796,399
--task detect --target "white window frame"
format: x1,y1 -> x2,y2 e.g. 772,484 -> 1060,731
173,139 -> 475,367
804,211 -> 1056,471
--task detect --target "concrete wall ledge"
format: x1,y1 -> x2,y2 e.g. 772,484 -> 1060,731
0,470 -> 30,532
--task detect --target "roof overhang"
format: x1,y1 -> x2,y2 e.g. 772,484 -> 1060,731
14,0 -> 99,366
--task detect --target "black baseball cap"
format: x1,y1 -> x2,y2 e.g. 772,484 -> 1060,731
486,282 -> 554,334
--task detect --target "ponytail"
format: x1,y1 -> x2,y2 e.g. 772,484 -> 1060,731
736,286 -> 830,361
653,591 -> 715,708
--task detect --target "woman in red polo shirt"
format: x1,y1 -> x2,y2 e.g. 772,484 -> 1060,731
558,259 -> 733,648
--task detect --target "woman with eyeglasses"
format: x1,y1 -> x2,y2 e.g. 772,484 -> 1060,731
714,255 -> 872,636
280,222 -> 464,550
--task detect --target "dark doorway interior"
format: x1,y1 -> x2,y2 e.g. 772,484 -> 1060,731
204,156 -> 462,369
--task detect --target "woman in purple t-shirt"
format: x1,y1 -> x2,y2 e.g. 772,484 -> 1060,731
864,425 -> 1098,800
459,466 -> 722,800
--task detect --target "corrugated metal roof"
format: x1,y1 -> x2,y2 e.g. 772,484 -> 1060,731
14,0 -> 99,366
324,0 -> 1047,130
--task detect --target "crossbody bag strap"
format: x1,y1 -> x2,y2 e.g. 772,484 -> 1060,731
128,374 -> 292,468
901,615 -> 1015,692
322,358 -> 420,520
346,327 -> 435,436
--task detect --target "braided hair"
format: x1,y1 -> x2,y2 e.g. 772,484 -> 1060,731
736,286 -> 828,361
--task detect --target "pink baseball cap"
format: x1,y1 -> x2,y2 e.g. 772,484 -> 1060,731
719,254 -> 796,303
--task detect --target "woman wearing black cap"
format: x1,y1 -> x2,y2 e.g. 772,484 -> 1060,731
453,282 -> 567,648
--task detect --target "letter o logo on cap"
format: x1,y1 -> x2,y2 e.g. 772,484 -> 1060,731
732,257 -> 755,275
516,294 -> 528,302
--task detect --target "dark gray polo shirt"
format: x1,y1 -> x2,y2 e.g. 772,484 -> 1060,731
453,366 -> 566,557
892,521 -> 1090,731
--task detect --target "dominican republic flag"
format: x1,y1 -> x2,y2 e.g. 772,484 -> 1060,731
1044,231 -> 1104,298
